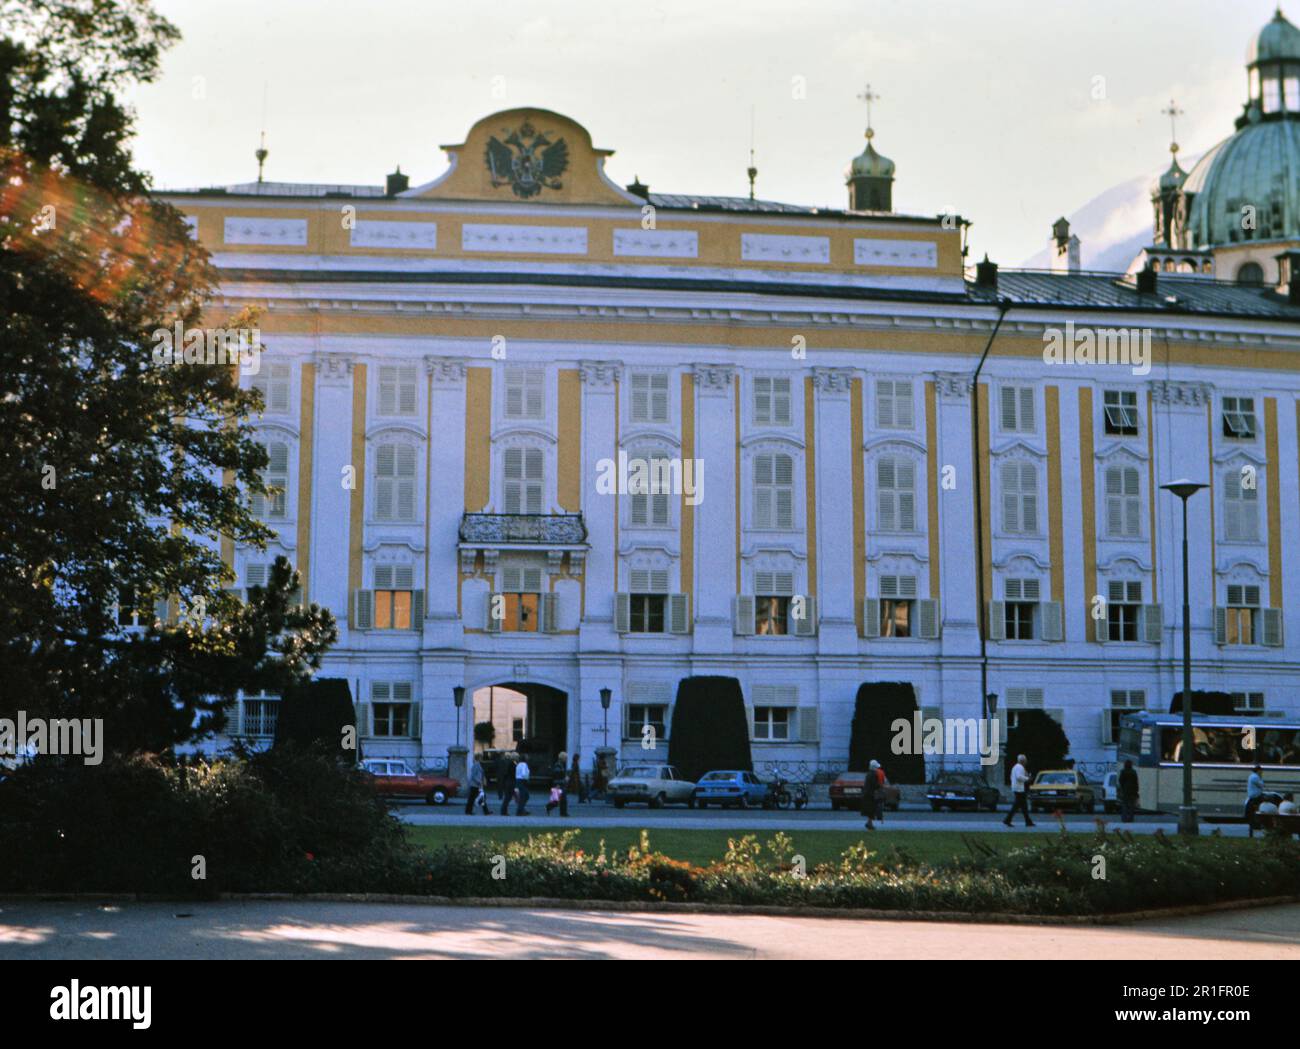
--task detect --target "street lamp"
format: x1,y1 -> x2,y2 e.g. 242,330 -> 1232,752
452,685 -> 466,750
599,687 -> 612,749
1160,479 -> 1209,837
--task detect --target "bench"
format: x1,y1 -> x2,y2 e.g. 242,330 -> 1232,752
1248,812 -> 1300,838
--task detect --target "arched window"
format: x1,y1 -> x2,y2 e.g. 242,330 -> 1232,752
375,443 -> 417,522
253,441 -> 289,519
1236,262 -> 1264,285
876,455 -> 916,531
1000,462 -> 1038,534
753,452 -> 794,529
503,447 -> 544,514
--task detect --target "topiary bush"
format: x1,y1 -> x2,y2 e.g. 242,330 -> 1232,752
1004,709 -> 1070,784
666,676 -> 751,784
848,681 -> 925,783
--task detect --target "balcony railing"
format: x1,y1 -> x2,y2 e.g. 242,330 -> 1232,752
459,513 -> 587,545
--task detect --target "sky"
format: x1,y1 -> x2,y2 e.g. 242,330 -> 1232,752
127,0 -> 1285,266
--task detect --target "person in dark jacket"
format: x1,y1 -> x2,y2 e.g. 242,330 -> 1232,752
495,752 -> 516,815
1118,759 -> 1139,823
861,759 -> 883,830
465,756 -> 489,815
569,752 -> 586,803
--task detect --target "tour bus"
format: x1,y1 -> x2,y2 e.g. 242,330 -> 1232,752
1117,712 -> 1300,815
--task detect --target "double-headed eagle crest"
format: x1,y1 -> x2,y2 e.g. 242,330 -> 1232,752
484,121 -> 569,198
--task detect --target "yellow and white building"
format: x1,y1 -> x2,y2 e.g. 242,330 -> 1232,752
168,75 -> 1300,779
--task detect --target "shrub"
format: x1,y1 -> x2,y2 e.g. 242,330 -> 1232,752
848,682 -> 925,783
274,678 -> 358,763
1004,709 -> 1070,784
666,676 -> 751,783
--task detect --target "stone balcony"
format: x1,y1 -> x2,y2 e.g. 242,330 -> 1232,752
457,513 -> 588,576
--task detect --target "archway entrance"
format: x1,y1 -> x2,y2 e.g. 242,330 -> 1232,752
471,681 -> 568,773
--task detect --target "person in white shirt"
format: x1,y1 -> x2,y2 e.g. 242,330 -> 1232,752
1002,754 -> 1036,828
1278,793 -> 1298,815
513,757 -> 532,815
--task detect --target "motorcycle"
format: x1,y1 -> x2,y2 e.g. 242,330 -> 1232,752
764,775 -> 808,810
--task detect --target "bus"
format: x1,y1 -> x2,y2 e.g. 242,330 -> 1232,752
1117,712 -> 1300,815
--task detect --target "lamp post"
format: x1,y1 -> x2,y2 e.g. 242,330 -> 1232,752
1160,479 -> 1208,837
452,685 -> 465,750
599,687 -> 612,749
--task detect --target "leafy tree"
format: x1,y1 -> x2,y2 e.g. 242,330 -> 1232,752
0,1 -> 336,753
666,676 -> 751,784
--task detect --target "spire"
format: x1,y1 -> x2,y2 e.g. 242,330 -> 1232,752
845,83 -> 895,211
1162,98 -> 1184,158
746,106 -> 757,201
255,130 -> 268,185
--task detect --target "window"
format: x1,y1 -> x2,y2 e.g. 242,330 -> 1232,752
1000,462 -> 1038,534
753,453 -> 794,529
1237,262 -> 1265,286
503,447 -> 544,514
377,364 -> 417,416
1287,76 -> 1300,111
1107,581 -> 1142,641
505,368 -> 545,420
628,568 -> 669,633
1222,397 -> 1257,440
877,456 -> 916,532
1224,468 -> 1259,541
370,681 -> 414,737
1105,690 -> 1145,743
999,385 -> 1034,433
876,379 -> 914,429
753,377 -> 792,426
242,692 -> 280,738
753,707 -> 792,741
628,454 -> 671,527
1004,578 -> 1039,640
755,570 -> 793,636
252,362 -> 291,414
877,574 -> 917,638
252,441 -> 289,519
1225,584 -> 1260,645
1232,691 -> 1265,715
375,443 -> 417,521
1103,390 -> 1138,436
499,565 -> 543,632
1264,75 -> 1281,113
1105,466 -> 1141,537
625,705 -> 668,740
629,373 -> 669,423
374,564 -> 415,630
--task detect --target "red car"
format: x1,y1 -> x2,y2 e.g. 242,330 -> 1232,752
360,758 -> 458,805
829,771 -> 901,812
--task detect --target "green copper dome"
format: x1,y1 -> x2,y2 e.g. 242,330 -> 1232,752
1183,118 -> 1300,247
846,133 -> 895,180
1248,9 -> 1300,64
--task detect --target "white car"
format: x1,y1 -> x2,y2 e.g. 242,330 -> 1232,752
607,764 -> 697,808
1101,770 -> 1120,813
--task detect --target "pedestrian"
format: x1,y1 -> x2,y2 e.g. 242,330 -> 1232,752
569,752 -> 586,803
861,759 -> 883,830
1003,753 -> 1035,827
465,755 -> 489,815
1244,764 -> 1266,820
514,753 -> 532,815
546,751 -> 569,816
1118,758 -> 1139,823
496,751 -> 516,815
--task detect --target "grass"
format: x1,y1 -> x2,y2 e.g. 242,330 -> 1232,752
407,825 -> 1092,868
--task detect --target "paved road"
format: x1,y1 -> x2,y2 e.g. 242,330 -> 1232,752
398,802 -> 1252,835
1,899 -> 1295,959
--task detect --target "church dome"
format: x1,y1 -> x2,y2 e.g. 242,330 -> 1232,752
1183,118 -> 1300,246
1248,9 -> 1300,64
846,132 -> 895,180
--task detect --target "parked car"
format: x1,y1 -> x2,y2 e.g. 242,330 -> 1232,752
925,772 -> 1001,812
1028,769 -> 1096,814
829,771 -> 901,812
607,764 -> 697,808
693,769 -> 770,809
1101,770 -> 1120,813
359,758 -> 459,805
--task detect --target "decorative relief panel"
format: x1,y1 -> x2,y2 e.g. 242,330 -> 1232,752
461,223 -> 588,254
579,361 -> 622,389
223,217 -> 308,246
811,367 -> 853,396
424,356 -> 467,386
351,220 -> 438,250
612,228 -> 699,258
693,364 -> 735,393
854,238 -> 938,268
1149,380 -> 1212,407
316,353 -> 355,384
933,371 -> 973,401
740,233 -> 830,264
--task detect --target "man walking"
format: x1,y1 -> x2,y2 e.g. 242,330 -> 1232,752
514,753 -> 532,815
496,751 -> 516,815
465,756 -> 489,815
1118,758 -> 1139,823
1003,753 -> 1035,827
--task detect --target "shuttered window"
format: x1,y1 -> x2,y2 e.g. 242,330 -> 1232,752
251,362 -> 291,414
377,364 -> 418,416
754,453 -> 795,529
252,441 -> 289,519
1224,468 -> 1259,541
505,369 -> 545,419
503,447 -> 544,514
629,372 -> 670,423
877,456 -> 916,531
628,454 -> 672,526
375,443 -> 417,521
1000,386 -> 1035,433
1000,462 -> 1037,534
876,379 -> 914,429
754,377 -> 792,426
1105,466 -> 1141,537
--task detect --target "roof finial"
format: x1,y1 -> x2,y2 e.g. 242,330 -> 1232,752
747,105 -> 758,200
255,130 -> 268,184
857,83 -> 880,140
1162,98 -> 1184,156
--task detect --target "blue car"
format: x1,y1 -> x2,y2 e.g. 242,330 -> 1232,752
694,769 -> 769,809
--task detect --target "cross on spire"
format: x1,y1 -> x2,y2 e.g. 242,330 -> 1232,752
1162,98 -> 1184,155
857,83 -> 880,139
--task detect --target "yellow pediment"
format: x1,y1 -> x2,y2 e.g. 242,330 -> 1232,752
413,108 -> 640,207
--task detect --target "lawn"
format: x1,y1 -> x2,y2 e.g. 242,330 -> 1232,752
406,825 -> 1076,868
